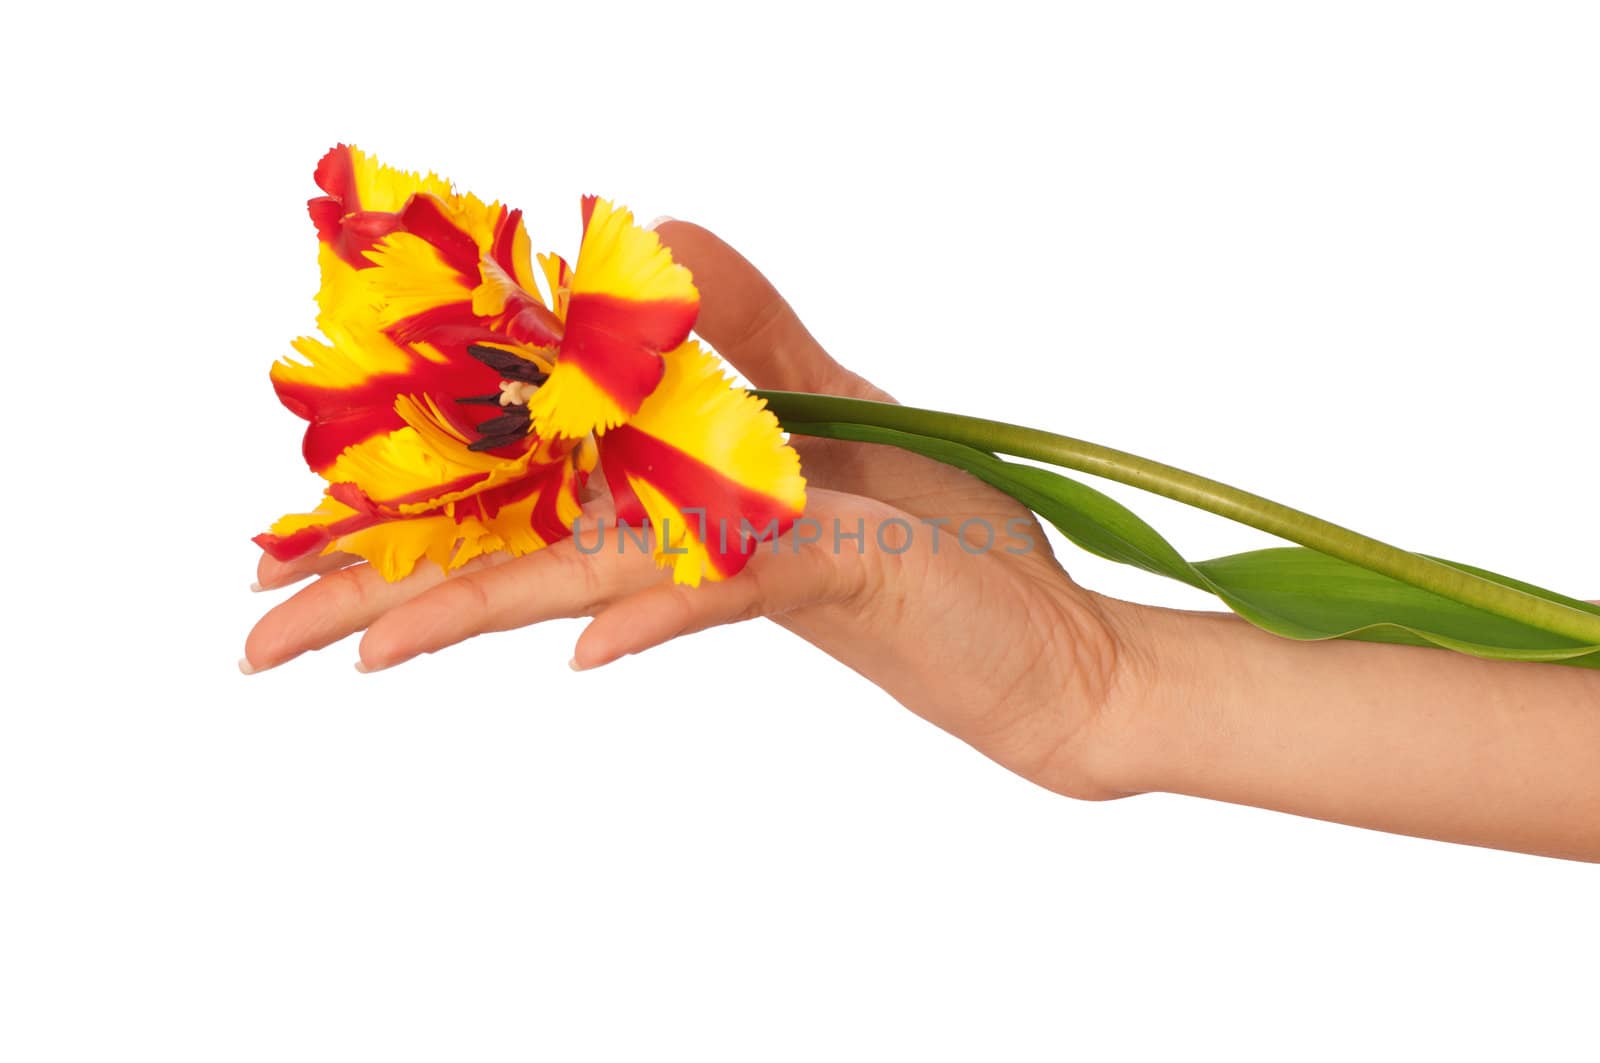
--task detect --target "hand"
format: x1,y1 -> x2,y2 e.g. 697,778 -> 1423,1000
243,221 -> 1600,860
244,220 -> 1145,801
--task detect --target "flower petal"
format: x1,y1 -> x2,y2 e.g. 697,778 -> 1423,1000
324,508 -> 465,582
538,252 -> 573,319
255,488 -> 486,582
307,146 -> 552,339
595,341 -> 805,585
309,144 -> 455,269
256,432 -> 586,581
254,495 -> 382,564
524,198 -> 697,438
452,456 -> 588,565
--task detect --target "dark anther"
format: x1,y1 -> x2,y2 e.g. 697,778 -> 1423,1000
468,431 -> 530,453
475,410 -> 532,437
455,392 -> 506,406
466,344 -> 549,384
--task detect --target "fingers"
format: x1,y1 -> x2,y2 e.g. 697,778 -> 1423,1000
254,548 -> 360,591
242,553 -> 510,672
354,528 -> 663,673
572,580 -> 764,671
253,489 -> 896,675
655,220 -> 892,401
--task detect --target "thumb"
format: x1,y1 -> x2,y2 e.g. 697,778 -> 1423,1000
654,219 -> 892,402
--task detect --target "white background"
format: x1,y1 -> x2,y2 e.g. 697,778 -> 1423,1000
2,1 -> 1597,1059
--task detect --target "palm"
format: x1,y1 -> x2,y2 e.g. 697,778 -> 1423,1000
761,443 -> 1116,794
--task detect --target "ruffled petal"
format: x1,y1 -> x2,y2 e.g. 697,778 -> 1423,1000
309,144 -> 455,269
254,494 -> 382,564
324,508 -> 465,582
524,198 -> 697,438
255,491 -> 475,582
595,341 -> 805,585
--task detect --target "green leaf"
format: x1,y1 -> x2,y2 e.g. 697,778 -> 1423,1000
781,420 -> 1600,669
761,391 -> 1600,646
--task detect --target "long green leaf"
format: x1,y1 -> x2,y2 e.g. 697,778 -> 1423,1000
780,420 -> 1600,669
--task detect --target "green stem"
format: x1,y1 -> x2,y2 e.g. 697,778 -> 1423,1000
755,390 -> 1600,646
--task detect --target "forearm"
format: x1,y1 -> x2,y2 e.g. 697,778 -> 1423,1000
1099,601 -> 1600,861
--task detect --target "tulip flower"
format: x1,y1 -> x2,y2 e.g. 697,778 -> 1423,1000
257,146 -> 805,584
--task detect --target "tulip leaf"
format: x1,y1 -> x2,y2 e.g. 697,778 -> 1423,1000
780,421 -> 1600,669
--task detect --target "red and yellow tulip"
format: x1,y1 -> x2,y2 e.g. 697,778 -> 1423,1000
257,145 -> 806,584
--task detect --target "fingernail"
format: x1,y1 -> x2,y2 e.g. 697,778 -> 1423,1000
238,656 -> 257,676
568,656 -> 586,672
645,215 -> 675,232
354,659 -> 385,674
249,581 -> 264,592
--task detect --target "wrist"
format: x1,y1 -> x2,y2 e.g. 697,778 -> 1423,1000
1075,596 -> 1231,800
1068,594 -> 1600,861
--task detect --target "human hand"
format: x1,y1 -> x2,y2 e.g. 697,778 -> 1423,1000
243,221 -> 1146,801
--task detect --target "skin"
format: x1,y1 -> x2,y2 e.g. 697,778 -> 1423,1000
244,221 -> 1600,863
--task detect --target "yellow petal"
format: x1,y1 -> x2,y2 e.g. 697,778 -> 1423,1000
569,198 -> 697,303
322,144 -> 455,214
522,199 -> 699,439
